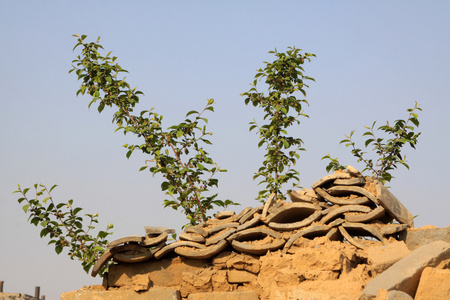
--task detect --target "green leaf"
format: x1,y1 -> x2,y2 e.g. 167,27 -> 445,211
98,101 -> 105,113
186,110 -> 199,117
365,139 -> 374,147
49,184 -> 58,193
126,149 -> 133,159
55,245 -> 63,255
93,245 -> 104,252
30,217 -> 40,226
73,221 -> 82,229
40,228 -> 49,238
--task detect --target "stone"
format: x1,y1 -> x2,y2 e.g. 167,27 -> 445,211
320,205 -> 372,224
284,225 -> 331,253
315,187 -> 372,205
326,227 -> 343,241
321,206 -> 335,215
290,189 -> 315,203
267,200 -> 285,214
373,290 -> 414,300
231,237 -> 285,255
185,226 -> 208,237
415,267 -> 450,300
92,242 -> 163,276
228,227 -> 285,255
380,224 -> 409,236
374,180 -> 414,227
360,240 -> 450,299
187,291 -> 258,300
113,244 -> 156,263
339,226 -> 368,250
207,223 -> 239,235
268,210 -> 322,231
345,206 -> 387,223
262,192 -> 276,217
144,226 -> 176,234
205,228 -> 236,246
215,211 -> 236,219
334,177 -> 366,185
228,226 -> 282,242
227,269 -> 258,283
347,165 -> 363,178
206,215 -> 238,225
154,241 -> 206,260
91,249 -> 114,277
141,231 -> 168,247
387,290 -> 414,300
111,242 -> 148,254
175,239 -> 228,259
236,214 -> 261,231
265,202 -> 320,223
61,287 -> 181,300
329,218 -> 345,227
179,232 -> 206,243
374,289 -> 389,300
303,188 -> 320,199
107,235 -> 144,249
342,222 -> 386,244
328,185 -> 379,205
399,226 -> 450,250
235,207 -> 252,221
239,206 -> 263,224
311,172 -> 351,189
367,241 -> 411,274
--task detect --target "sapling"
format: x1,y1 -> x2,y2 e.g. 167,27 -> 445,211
322,102 -> 422,184
70,34 -> 237,225
242,47 -> 315,202
14,184 -> 113,276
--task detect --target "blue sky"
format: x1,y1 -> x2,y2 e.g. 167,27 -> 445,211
1,1 -> 449,298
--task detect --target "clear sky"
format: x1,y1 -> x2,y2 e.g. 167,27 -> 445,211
1,1 -> 449,298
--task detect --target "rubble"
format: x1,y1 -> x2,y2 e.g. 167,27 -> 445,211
360,240 -> 450,299
95,167 -> 413,271
62,167 -> 450,300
